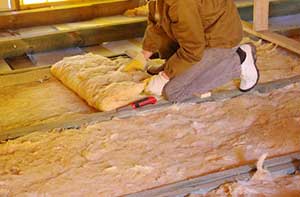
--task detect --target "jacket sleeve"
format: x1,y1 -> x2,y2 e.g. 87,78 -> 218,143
142,1 -> 164,52
164,0 -> 206,78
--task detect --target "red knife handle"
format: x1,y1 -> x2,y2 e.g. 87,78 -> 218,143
131,96 -> 157,109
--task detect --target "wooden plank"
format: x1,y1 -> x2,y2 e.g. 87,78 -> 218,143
102,40 -> 141,54
2,0 -> 300,30
242,20 -> 300,55
0,59 -> 12,73
11,0 -> 21,11
19,0 -> 127,10
82,45 -> 116,57
0,17 -> 147,59
253,0 -> 270,31
0,65 -> 51,76
0,66 -> 51,87
0,111 -> 114,142
2,1 -> 300,58
128,38 -> 143,48
0,0 -> 140,29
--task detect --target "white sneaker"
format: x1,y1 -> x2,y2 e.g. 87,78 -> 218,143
239,44 -> 259,92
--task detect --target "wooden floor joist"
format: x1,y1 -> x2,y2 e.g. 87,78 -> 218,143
1,0 -> 300,59
0,17 -> 147,59
0,0 -> 139,29
242,21 -> 300,55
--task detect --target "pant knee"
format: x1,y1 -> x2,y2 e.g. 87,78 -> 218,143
162,83 -> 171,101
162,81 -> 186,102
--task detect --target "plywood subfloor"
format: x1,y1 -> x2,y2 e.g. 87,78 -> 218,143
1,82 -> 300,196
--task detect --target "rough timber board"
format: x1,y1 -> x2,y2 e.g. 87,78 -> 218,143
1,1 -> 300,59
0,17 -> 147,59
0,0 -> 140,29
0,59 -> 11,73
0,0 -> 297,29
0,66 -> 51,86
82,38 -> 143,57
101,40 -> 141,55
16,26 -> 58,38
0,69 -> 95,133
242,21 -> 300,55
0,65 -> 51,75
82,45 -> 116,57
54,15 -> 146,31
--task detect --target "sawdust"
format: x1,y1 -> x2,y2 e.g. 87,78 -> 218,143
1,83 -> 300,196
51,53 -> 150,111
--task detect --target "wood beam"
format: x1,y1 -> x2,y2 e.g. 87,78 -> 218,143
253,0 -> 270,31
0,0 -> 140,29
10,0 -> 21,11
0,17 -> 147,59
2,0 -> 300,29
242,20 -> 300,55
0,59 -> 12,73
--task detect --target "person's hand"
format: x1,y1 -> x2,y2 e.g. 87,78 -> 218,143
123,52 -> 147,72
147,63 -> 165,75
145,71 -> 169,96
123,50 -> 153,72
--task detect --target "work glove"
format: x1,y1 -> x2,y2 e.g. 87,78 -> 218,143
147,63 -> 165,75
123,50 -> 147,72
145,71 -> 169,96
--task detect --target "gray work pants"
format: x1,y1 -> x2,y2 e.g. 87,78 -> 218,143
163,48 -> 241,102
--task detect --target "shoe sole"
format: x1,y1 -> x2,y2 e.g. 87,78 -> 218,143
239,43 -> 260,92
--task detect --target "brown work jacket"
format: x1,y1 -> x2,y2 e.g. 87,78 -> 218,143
143,0 -> 243,78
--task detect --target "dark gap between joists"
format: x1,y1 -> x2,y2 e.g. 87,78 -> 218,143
5,55 -> 34,70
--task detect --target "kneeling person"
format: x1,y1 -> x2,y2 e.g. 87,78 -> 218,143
128,0 -> 259,102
